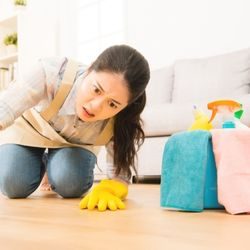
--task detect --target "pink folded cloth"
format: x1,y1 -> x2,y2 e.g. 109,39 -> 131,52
211,129 -> 250,214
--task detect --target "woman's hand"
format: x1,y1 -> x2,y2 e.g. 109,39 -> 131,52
79,179 -> 128,211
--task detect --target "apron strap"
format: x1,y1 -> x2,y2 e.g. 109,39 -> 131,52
21,58 -> 114,146
40,59 -> 79,122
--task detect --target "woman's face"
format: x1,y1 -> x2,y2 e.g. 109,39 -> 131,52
75,70 -> 130,122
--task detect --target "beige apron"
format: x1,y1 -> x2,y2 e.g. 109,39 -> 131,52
0,60 -> 114,155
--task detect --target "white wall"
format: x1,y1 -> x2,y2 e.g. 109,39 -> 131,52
58,0 -> 78,59
18,0 -> 60,74
0,0 -> 14,17
2,0 -> 250,71
126,0 -> 250,69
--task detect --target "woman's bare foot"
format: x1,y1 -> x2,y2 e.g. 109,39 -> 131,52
40,172 -> 52,191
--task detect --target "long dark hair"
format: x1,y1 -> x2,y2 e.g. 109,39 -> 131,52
89,45 -> 150,180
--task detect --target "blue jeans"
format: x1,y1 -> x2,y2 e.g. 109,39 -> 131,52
0,144 -> 96,198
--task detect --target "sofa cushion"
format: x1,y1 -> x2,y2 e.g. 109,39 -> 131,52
142,102 -> 206,136
146,65 -> 174,105
172,48 -> 250,103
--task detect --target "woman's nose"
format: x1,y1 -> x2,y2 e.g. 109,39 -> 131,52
89,97 -> 104,113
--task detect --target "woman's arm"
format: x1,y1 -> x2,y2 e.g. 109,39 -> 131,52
0,57 -> 67,130
105,140 -> 131,183
0,62 -> 47,129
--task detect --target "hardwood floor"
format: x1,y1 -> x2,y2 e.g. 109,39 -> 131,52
0,184 -> 250,250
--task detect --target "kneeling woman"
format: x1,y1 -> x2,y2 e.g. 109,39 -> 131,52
0,45 -> 150,211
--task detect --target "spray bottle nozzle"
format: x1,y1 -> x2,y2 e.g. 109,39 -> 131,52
207,100 -> 242,123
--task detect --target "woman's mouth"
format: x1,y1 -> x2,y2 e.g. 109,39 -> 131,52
82,107 -> 95,118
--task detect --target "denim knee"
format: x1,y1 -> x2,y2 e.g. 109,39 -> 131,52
1,175 -> 32,198
47,147 -> 96,198
0,144 -> 45,198
51,175 -> 94,198
0,166 -> 42,199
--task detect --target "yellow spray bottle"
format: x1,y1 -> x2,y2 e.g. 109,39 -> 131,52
189,105 -> 213,131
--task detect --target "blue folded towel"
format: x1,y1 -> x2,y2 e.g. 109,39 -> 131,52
160,130 -> 222,212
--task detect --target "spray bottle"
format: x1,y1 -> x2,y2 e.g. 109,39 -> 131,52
189,105 -> 213,131
207,100 -> 247,129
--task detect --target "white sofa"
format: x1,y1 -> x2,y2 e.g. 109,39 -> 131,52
97,48 -> 250,181
137,47 -> 250,180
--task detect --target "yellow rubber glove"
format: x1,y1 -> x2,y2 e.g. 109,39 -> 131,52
79,179 -> 128,211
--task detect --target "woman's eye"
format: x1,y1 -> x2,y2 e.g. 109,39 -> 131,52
93,86 -> 101,94
109,101 -> 118,109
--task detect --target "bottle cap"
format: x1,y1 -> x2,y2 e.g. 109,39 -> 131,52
222,121 -> 235,129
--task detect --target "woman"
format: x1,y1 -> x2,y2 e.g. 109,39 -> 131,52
0,45 -> 150,211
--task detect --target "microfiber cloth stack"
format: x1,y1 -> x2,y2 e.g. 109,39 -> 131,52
160,130 -> 222,212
